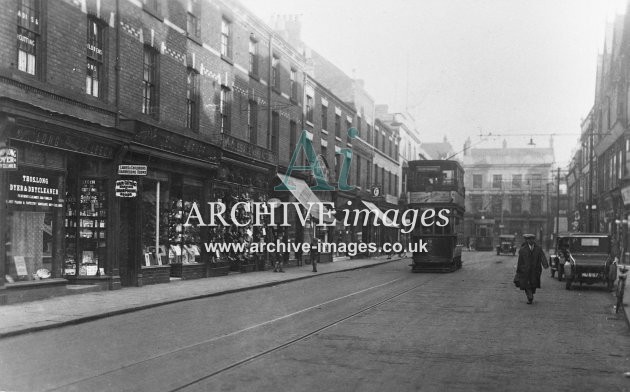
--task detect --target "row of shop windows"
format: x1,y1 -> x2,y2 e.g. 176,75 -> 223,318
4,177 -> 403,284
3,143 -> 403,285
3,169 -> 276,283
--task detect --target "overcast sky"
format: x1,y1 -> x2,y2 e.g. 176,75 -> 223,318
240,0 -> 627,166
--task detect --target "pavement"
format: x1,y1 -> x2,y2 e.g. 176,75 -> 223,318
0,254 -> 404,339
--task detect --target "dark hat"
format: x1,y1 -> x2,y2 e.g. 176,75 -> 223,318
523,234 -> 536,239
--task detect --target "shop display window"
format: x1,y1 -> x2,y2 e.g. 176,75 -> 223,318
64,178 -> 107,277
5,211 -> 54,282
166,180 -> 203,264
4,168 -> 62,282
209,185 -> 270,267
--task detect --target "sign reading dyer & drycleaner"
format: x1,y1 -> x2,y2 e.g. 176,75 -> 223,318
7,170 -> 62,208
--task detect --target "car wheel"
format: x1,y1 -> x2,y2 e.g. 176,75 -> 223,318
565,279 -> 572,290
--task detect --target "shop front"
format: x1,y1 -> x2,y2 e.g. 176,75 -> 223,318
212,162 -> 274,273
118,121 -> 223,285
0,119 -> 121,304
274,173 -> 334,263
64,156 -> 118,288
133,168 -> 208,283
334,191 -> 357,258
3,150 -> 65,301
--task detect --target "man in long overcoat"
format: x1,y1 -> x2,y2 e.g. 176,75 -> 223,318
516,234 -> 549,304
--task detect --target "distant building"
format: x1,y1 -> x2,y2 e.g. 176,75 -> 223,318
463,140 -> 556,248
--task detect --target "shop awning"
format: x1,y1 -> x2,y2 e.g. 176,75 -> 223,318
361,200 -> 399,227
276,174 -> 335,223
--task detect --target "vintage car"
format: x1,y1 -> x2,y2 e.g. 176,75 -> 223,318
561,233 -> 615,290
496,234 -> 516,255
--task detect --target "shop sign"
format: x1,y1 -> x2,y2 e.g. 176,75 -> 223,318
115,180 -> 137,198
118,165 -> 147,176
6,171 -> 62,208
135,125 -> 221,163
12,128 -> 115,159
0,147 -> 18,170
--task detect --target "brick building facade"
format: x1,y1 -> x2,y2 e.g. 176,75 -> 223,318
567,8 -> 630,260
0,0 -> 411,303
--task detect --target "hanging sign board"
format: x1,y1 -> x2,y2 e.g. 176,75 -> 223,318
115,179 -> 137,198
0,147 -> 18,170
118,165 -> 147,176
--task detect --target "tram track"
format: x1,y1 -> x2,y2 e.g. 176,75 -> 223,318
45,273 -> 442,392
43,259 -> 493,392
167,276 -> 440,392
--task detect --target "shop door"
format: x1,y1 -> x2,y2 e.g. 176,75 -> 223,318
119,198 -> 139,286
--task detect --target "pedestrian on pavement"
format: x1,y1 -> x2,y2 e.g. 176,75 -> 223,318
272,229 -> 285,272
515,234 -> 549,304
283,233 -> 290,265
310,237 -> 320,272
295,241 -> 303,266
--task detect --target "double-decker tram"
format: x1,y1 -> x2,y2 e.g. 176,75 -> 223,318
407,160 -> 465,272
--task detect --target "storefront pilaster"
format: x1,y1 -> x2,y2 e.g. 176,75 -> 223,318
0,168 -> 7,304
0,117 -> 12,303
133,177 -> 144,287
52,171 -> 65,279
107,154 -> 123,290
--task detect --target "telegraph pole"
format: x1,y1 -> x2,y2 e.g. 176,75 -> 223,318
556,167 -> 560,238
546,182 -> 550,251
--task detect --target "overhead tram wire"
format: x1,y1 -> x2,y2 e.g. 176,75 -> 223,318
444,130 -> 597,161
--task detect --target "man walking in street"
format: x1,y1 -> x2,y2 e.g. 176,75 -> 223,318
515,234 -> 549,304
